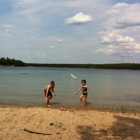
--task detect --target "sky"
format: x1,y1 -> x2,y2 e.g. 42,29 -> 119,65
0,0 -> 140,64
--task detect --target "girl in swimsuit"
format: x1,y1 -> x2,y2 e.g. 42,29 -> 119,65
76,79 -> 89,106
44,81 -> 56,107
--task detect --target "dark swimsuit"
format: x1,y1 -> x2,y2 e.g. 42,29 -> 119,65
44,89 -> 52,98
82,86 -> 88,97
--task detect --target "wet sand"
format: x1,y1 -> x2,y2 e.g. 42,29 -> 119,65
0,104 -> 140,140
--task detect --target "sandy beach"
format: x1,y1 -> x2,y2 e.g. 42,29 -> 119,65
0,104 -> 140,140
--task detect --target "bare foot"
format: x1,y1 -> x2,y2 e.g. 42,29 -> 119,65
81,103 -> 84,106
48,105 -> 51,107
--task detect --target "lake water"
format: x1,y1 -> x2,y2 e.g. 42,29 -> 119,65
0,66 -> 140,109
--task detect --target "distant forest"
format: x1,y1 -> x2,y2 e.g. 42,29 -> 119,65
0,57 -> 140,70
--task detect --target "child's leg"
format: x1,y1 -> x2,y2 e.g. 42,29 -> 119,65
46,96 -> 52,107
84,96 -> 88,105
79,94 -> 84,106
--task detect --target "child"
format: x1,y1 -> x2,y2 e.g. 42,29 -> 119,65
76,79 -> 89,106
44,81 -> 56,107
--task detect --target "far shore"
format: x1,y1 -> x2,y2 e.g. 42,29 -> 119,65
0,57 -> 140,70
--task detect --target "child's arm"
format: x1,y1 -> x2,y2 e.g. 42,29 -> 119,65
52,88 -> 56,96
76,86 -> 82,94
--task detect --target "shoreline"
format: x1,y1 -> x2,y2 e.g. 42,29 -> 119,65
1,98 -> 140,111
0,103 -> 140,113
0,103 -> 99,111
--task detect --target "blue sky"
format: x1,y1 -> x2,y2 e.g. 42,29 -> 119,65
0,0 -> 140,63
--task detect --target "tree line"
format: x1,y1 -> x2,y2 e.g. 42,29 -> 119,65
0,57 -> 26,66
0,57 -> 140,70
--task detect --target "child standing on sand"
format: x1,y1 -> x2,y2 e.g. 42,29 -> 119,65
44,81 -> 56,107
76,79 -> 89,106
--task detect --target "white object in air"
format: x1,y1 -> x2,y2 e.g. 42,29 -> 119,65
71,74 -> 76,78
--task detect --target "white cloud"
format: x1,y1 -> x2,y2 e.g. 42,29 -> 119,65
57,39 -> 62,42
65,12 -> 93,25
95,45 -> 118,55
35,53 -> 47,58
105,3 -> 140,29
106,3 -> 129,16
135,50 -> 140,53
2,24 -> 16,28
101,34 -> 134,44
106,9 -> 120,15
95,33 -> 140,56
55,39 -> 62,42
48,46 -> 55,48
112,3 -> 129,8
114,11 -> 140,29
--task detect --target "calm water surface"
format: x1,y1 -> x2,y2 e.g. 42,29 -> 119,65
0,66 -> 140,109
